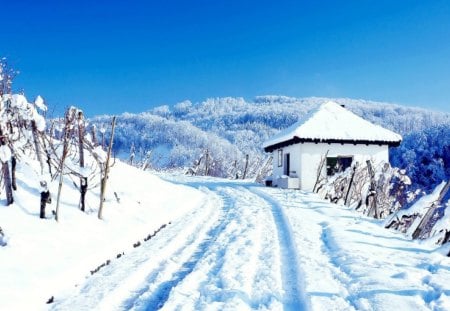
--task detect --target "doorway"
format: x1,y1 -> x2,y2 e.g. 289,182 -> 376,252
284,153 -> 290,176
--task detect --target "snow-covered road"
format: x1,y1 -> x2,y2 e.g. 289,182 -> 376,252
50,177 -> 450,311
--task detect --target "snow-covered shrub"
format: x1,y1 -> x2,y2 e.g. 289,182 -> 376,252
317,161 -> 414,219
385,181 -> 450,242
391,124 -> 450,192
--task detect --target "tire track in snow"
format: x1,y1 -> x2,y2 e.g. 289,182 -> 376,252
249,187 -> 308,311
319,221 -> 360,310
132,189 -> 237,310
265,189 -> 356,310
50,189 -> 222,311
157,185 -> 291,310
52,181 -> 308,310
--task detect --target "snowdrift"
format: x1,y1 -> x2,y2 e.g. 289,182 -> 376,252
0,159 -> 204,310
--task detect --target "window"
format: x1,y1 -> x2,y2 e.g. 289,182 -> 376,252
278,149 -> 283,167
326,156 -> 353,176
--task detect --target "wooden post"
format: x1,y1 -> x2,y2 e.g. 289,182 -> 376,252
412,180 -> 450,240
365,160 -> 378,218
98,116 -> 116,220
344,164 -> 357,206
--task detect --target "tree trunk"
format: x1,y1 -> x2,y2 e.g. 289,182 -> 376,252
255,156 -> 273,183
129,143 -> 135,165
80,177 -> 88,212
313,150 -> 329,193
204,149 -> 209,176
91,125 -> 98,146
98,116 -> 116,220
31,120 -> 44,175
40,190 -> 51,219
242,154 -> 249,180
41,135 -> 53,177
11,155 -> 17,191
78,111 -> 87,212
55,109 -> 74,221
2,161 -> 13,205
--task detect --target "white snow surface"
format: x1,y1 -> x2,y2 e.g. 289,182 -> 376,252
35,95 -> 48,111
263,101 -> 402,148
0,144 -> 11,163
1,166 -> 450,310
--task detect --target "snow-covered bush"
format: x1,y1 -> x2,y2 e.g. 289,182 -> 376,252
391,124 -> 450,192
385,181 -> 450,244
317,160 -> 414,219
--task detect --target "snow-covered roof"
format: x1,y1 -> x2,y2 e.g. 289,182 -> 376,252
263,101 -> 402,152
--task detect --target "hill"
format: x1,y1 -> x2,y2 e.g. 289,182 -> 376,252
91,96 -> 450,190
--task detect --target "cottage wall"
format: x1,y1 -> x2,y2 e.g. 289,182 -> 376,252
272,142 -> 389,191
272,143 -> 302,179
299,143 -> 388,191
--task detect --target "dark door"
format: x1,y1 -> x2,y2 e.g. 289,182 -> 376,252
284,153 -> 290,175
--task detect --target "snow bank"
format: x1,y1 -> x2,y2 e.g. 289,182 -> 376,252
0,159 -> 205,310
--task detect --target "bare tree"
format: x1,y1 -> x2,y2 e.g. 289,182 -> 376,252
98,116 -> 116,220
55,108 -> 76,221
31,119 -> 44,175
313,150 -> 329,193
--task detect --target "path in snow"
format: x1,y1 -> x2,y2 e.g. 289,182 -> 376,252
51,177 -> 450,311
51,180 -> 306,310
263,187 -> 450,311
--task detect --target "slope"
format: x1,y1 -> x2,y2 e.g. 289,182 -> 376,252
0,159 -> 204,310
89,96 -> 450,188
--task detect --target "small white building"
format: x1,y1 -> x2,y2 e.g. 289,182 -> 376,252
263,101 -> 402,191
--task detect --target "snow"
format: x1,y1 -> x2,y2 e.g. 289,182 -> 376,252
0,160 -> 204,310
1,164 -> 450,310
34,113 -> 46,131
382,181 -> 447,239
0,144 -> 11,162
263,101 -> 402,149
93,145 -> 107,163
35,95 -> 48,111
10,94 -> 28,109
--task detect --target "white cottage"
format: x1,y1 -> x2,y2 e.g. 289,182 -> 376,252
263,101 -> 402,191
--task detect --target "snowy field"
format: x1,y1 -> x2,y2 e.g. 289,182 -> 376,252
1,166 -> 450,310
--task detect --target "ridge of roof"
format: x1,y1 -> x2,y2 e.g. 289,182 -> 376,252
263,101 -> 402,151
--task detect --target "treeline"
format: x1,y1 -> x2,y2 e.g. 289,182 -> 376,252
90,96 -> 450,189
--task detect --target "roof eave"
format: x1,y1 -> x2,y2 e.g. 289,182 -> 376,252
263,137 -> 402,152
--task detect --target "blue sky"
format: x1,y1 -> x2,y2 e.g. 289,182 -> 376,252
1,0 -> 450,115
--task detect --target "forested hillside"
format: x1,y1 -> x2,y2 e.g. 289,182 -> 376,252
91,96 -> 450,190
